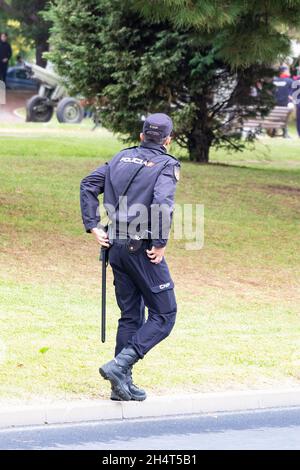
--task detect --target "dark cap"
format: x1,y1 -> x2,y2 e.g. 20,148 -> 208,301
143,113 -> 173,140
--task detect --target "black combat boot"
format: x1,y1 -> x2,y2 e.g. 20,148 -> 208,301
99,346 -> 140,401
110,367 -> 147,401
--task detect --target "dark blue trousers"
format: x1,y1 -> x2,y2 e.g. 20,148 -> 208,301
109,242 -> 177,358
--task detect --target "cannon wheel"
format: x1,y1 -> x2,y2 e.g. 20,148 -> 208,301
26,95 -> 54,123
56,97 -> 84,124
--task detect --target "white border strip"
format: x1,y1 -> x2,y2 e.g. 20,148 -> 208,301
1,388 -> 300,429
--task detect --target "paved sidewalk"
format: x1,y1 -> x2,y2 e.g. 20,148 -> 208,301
1,388 -> 300,429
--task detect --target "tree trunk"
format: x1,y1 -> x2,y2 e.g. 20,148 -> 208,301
188,126 -> 213,163
35,39 -> 49,67
187,92 -> 214,163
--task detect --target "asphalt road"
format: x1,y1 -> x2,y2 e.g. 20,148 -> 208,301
0,407 -> 299,450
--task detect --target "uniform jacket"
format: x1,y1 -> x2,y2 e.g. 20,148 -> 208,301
80,141 -> 180,247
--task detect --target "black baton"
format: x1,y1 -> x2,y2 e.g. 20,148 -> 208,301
100,247 -> 108,343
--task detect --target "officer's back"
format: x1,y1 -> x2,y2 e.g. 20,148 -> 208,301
103,141 -> 179,237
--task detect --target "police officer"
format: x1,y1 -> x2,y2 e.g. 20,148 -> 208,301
80,113 -> 180,401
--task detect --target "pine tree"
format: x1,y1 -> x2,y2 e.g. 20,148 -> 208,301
46,0 -> 300,162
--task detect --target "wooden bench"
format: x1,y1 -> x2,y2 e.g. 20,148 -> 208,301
243,106 -> 292,137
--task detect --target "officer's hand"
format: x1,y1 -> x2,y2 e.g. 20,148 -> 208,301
146,246 -> 165,264
91,227 -> 110,248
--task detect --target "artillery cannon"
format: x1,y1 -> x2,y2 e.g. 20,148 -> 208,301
25,63 -> 84,124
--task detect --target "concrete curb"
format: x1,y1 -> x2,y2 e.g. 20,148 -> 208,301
1,388 -> 300,429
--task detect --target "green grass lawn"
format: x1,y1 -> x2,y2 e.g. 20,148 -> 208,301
0,122 -> 299,403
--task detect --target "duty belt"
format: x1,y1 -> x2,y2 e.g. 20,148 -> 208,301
112,237 -> 150,253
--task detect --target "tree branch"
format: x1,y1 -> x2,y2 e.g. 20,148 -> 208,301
174,134 -> 188,148
0,0 -> 16,15
0,1 -> 39,23
220,135 -> 244,151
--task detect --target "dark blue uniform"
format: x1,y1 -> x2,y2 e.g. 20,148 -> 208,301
80,141 -> 180,358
